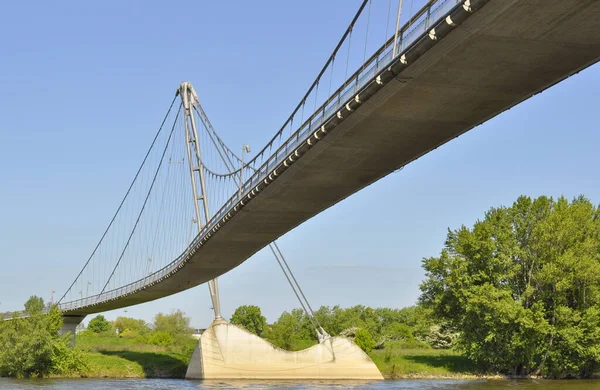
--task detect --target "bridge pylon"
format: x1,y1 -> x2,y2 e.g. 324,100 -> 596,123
177,81 -> 382,380
178,81 -> 222,321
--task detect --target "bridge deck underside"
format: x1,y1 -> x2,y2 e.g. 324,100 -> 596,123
68,0 -> 600,315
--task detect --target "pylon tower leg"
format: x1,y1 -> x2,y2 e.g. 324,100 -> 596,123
208,278 -> 222,320
179,81 -> 222,321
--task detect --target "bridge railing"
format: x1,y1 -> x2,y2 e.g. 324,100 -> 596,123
1,304 -> 53,320
59,0 -> 465,313
232,0 -> 464,206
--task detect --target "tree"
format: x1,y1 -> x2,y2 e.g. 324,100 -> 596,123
113,317 -> 150,335
266,309 -> 316,351
230,305 -> 267,336
88,315 -> 111,334
153,310 -> 192,338
420,195 -> 600,377
0,299 -> 86,377
24,296 -> 45,315
354,328 -> 375,353
383,323 -> 414,342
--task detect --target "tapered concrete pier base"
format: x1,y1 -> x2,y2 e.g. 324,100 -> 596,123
185,320 -> 383,380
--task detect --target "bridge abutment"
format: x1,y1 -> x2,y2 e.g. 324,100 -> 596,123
185,320 -> 383,380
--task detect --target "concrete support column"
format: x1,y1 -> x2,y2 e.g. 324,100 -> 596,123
61,315 -> 86,347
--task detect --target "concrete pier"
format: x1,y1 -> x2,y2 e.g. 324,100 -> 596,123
186,320 -> 383,380
60,315 -> 85,346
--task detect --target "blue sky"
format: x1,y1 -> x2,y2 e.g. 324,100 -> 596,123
1,0 -> 599,327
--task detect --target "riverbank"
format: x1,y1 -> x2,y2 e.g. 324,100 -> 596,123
368,347 -> 491,380
71,334 -> 195,379
70,335 -> 490,379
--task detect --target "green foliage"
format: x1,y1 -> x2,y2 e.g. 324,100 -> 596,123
51,338 -> 88,376
24,296 -> 45,315
425,324 -> 458,349
368,348 -> 476,379
265,309 -> 316,351
233,303 -> 440,352
88,315 -> 111,334
0,298 -> 87,378
153,310 -> 192,339
355,328 -> 376,353
77,333 -> 195,378
420,195 -> 600,377
114,317 -> 150,335
384,323 -> 414,341
387,339 -> 432,349
230,305 -> 267,336
147,331 -> 174,347
119,329 -> 140,339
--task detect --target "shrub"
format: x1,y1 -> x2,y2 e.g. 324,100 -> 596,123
148,331 -> 174,346
354,329 -> 376,353
119,329 -> 139,339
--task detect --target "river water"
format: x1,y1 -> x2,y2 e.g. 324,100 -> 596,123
1,379 -> 600,389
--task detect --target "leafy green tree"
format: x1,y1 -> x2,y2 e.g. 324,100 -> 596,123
420,195 -> 600,377
0,299 -> 86,377
266,309 -> 316,351
153,310 -> 192,338
383,323 -> 414,342
391,306 -> 435,340
425,324 -> 458,349
263,304 -> 438,351
230,305 -> 267,336
354,328 -> 375,353
24,296 -> 45,315
88,315 -> 111,334
113,317 -> 150,335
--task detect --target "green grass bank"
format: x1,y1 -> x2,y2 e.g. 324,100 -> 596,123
73,334 -> 196,378
73,334 -> 484,379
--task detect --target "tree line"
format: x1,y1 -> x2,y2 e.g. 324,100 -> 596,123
82,309 -> 194,351
229,303 -> 447,353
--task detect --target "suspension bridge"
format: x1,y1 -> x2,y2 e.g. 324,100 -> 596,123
3,0 -> 600,380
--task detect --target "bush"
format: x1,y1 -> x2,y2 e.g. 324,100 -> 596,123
148,331 -> 174,346
426,324 -> 458,349
0,298 -> 89,378
153,310 -> 192,339
119,329 -> 139,339
51,340 -> 88,376
384,323 -> 414,341
354,329 -> 376,353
